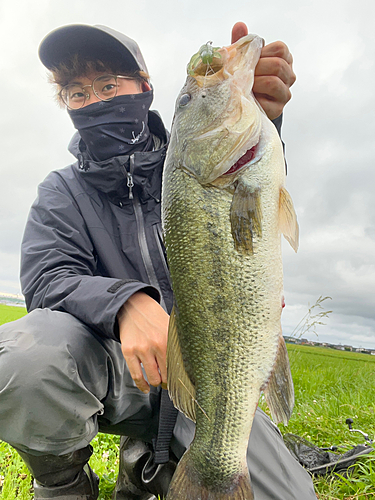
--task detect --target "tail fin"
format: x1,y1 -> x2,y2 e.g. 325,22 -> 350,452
166,451 -> 253,500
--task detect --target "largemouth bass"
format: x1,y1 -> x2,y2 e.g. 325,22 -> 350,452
162,33 -> 299,500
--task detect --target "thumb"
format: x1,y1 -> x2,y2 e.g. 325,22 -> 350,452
231,22 -> 248,44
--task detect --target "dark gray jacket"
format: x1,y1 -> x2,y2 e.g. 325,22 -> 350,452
21,110 -> 171,341
21,111 -> 283,342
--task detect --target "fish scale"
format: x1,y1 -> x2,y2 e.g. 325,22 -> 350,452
164,169 -> 280,482
162,33 -> 298,500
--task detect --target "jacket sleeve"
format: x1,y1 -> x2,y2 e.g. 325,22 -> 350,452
20,172 -> 160,341
271,114 -> 287,173
271,114 -> 283,136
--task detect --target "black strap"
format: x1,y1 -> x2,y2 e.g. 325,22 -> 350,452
154,389 -> 179,464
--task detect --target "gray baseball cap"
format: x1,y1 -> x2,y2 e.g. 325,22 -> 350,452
38,24 -> 149,75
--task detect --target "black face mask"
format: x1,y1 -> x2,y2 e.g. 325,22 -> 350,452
68,89 -> 154,161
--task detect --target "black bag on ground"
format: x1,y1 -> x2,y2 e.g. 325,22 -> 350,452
283,433 -> 374,475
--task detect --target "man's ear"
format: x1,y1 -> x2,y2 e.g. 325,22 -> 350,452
141,81 -> 152,92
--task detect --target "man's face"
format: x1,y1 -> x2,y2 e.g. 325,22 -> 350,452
66,71 -> 151,108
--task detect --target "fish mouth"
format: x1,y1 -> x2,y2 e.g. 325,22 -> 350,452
188,34 -> 264,88
223,143 -> 258,176
186,34 -> 266,185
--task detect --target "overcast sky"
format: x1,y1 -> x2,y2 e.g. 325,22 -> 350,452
0,0 -> 374,348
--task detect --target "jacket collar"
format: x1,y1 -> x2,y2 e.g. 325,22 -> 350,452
69,111 -> 169,206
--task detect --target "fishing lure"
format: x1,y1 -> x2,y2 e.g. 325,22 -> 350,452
187,41 -> 221,76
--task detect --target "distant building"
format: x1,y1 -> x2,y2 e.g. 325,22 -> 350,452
355,348 -> 371,355
282,337 -> 374,353
283,336 -> 297,343
0,293 -> 26,308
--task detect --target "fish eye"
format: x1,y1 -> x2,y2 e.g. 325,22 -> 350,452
179,93 -> 191,107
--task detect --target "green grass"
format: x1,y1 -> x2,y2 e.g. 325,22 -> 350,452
275,345 -> 375,448
260,344 -> 375,499
0,435 -> 120,500
1,306 -> 375,499
0,304 -> 27,325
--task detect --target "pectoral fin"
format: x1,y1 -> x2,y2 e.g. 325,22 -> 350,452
167,305 -> 196,422
264,333 -> 294,425
279,187 -> 299,252
230,180 -> 262,255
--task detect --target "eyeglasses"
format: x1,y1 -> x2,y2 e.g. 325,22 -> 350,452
59,74 -> 136,110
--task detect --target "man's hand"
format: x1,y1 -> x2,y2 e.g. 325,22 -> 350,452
117,291 -> 169,393
231,22 -> 296,120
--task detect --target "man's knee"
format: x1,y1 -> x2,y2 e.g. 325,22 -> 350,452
0,309 -> 97,392
247,408 -> 316,500
0,309 -> 106,451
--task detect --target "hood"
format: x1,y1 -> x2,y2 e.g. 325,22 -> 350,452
69,110 -> 169,208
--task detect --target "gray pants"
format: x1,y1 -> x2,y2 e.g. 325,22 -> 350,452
0,309 -> 316,499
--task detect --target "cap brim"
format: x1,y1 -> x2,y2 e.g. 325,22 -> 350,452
39,24 -> 141,72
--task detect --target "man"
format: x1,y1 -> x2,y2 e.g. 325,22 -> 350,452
0,22 -> 316,499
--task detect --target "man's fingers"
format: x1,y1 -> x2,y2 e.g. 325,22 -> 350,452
231,22 -> 248,44
254,40 -> 296,120
123,345 -> 167,392
156,352 -> 168,386
260,41 -> 294,65
141,355 -> 163,387
253,74 -> 292,120
125,355 -> 150,394
253,76 -> 292,106
117,292 -> 170,393
255,57 -> 296,87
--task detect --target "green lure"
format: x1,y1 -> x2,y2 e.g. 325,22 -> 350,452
187,41 -> 222,76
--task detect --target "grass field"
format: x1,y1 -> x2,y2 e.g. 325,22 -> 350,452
262,344 -> 375,499
1,306 -> 375,499
0,304 -> 27,325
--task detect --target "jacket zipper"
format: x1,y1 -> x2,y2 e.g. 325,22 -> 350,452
126,174 -> 134,200
153,224 -> 172,289
129,154 -> 167,311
